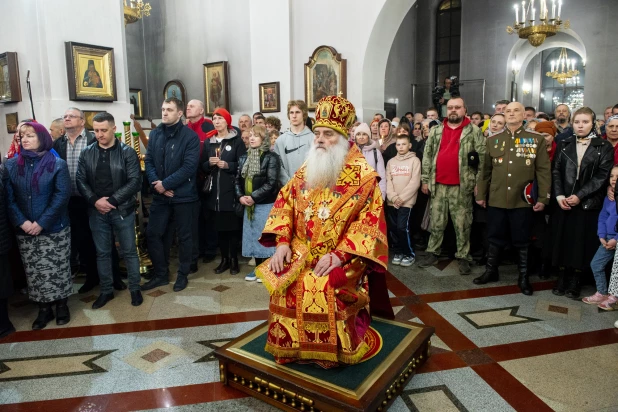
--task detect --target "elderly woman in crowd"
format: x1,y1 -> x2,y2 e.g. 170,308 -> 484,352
203,108 -> 247,275
370,119 -> 380,143
235,125 -> 281,281
604,114 -> 618,165
378,118 -> 395,152
5,122 -> 72,330
5,119 -> 35,160
354,122 -> 386,200
551,107 -> 614,299
412,122 -> 423,141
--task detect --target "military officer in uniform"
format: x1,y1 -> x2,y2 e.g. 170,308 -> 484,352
474,102 -> 551,295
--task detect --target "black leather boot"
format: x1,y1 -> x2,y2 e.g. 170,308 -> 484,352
32,303 -> 54,330
214,258 -> 230,274
517,247 -> 533,296
230,258 -> 240,275
539,262 -> 551,280
565,269 -> 582,299
55,298 -> 71,325
473,243 -> 500,284
552,267 -> 568,296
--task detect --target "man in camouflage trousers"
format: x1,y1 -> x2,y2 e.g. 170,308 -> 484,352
417,97 -> 485,275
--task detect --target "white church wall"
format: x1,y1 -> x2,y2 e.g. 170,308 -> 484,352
0,0 -> 132,157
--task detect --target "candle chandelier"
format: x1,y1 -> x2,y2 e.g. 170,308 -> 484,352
546,48 -> 580,84
124,0 -> 152,26
507,0 -> 569,47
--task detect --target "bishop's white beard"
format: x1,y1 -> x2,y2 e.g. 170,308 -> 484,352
305,135 -> 349,190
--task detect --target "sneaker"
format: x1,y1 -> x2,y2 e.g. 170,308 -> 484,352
417,254 -> 438,268
598,295 -> 618,311
245,272 -> 257,281
257,278 -> 262,283
615,319 -> 618,329
391,254 -> 403,266
400,256 -> 415,267
458,259 -> 471,275
582,291 -> 608,305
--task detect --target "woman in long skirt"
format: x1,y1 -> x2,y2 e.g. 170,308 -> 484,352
235,125 -> 281,281
5,122 -> 72,330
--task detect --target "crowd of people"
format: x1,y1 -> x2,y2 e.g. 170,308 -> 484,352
1,89 -> 618,339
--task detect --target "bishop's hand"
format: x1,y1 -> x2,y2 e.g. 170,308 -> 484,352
270,244 -> 292,273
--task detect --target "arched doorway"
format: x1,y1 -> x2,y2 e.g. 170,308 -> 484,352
506,29 -> 586,112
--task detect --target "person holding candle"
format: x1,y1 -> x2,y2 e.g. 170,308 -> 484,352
202,108 -> 247,275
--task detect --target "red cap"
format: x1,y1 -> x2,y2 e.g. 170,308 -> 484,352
213,107 -> 232,128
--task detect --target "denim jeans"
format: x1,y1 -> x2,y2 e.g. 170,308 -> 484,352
590,236 -> 615,295
147,201 -> 195,279
89,210 -> 140,294
387,206 -> 414,257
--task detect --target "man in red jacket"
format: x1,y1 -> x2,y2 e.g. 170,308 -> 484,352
185,100 -> 217,269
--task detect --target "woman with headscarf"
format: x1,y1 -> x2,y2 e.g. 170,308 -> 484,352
5,120 -> 35,160
603,114 -> 618,165
551,107 -> 614,299
354,123 -> 386,200
235,125 -> 281,281
370,120 -> 380,143
378,118 -> 395,153
202,108 -> 247,275
5,122 -> 72,330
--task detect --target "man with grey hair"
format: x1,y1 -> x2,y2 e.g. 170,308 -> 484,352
185,99 -> 216,268
494,99 -> 510,114
238,114 -> 252,133
255,95 -> 391,366
553,104 -> 571,133
49,118 -> 65,140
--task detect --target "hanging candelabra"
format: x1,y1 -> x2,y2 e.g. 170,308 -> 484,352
546,48 -> 580,84
123,0 -> 152,26
507,0 -> 569,47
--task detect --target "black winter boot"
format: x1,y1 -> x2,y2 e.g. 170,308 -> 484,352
473,243 -> 501,285
565,269 -> 582,299
214,258 -> 230,274
517,247 -> 533,296
32,302 -> 54,330
230,258 -> 240,275
55,298 -> 71,325
552,267 -> 568,296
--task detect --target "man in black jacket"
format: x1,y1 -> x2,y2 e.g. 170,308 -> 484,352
76,112 -> 143,308
144,97 -> 200,292
53,107 -> 126,294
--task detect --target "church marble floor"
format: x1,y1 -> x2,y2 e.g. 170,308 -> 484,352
1,256 -> 617,411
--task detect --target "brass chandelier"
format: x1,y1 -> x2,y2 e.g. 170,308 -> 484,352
546,48 -> 580,84
124,0 -> 152,26
507,0 -> 569,47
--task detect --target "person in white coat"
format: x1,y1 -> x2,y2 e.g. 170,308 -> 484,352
354,123 -> 386,201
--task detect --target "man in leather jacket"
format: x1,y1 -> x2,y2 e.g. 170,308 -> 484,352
76,112 -> 143,308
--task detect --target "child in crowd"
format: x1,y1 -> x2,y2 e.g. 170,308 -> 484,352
386,134 -> 421,267
583,165 -> 618,310
269,130 -> 279,151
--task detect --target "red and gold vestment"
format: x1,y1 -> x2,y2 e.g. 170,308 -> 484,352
256,144 -> 390,367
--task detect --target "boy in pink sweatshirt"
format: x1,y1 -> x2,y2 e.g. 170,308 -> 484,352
386,135 -> 422,267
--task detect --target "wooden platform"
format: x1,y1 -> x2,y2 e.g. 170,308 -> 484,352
214,318 -> 434,412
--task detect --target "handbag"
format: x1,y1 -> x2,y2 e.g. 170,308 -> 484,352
202,174 -> 213,194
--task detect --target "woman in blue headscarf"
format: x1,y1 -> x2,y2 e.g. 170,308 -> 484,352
5,122 -> 72,330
